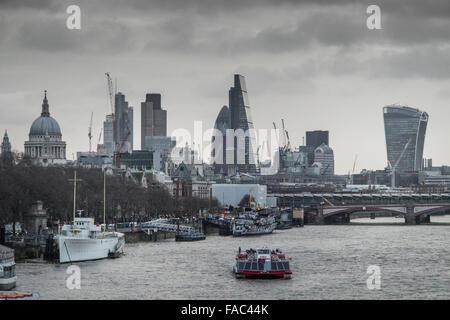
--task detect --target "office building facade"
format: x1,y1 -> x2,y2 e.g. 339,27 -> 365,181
114,92 -> 133,154
383,105 -> 428,172
229,74 -> 256,173
102,114 -> 115,156
313,143 -> 334,175
306,130 -> 329,166
211,105 -> 231,174
141,93 -> 167,150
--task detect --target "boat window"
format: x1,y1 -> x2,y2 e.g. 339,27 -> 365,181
284,262 -> 290,270
277,262 -> 284,270
258,262 -> 264,271
238,262 -> 246,270
244,262 -> 251,270
251,262 -> 258,270
271,262 -> 278,270
257,249 -> 270,254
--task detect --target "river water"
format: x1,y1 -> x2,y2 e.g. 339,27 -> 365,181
15,216 -> 450,300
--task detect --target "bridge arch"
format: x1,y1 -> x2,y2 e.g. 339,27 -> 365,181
413,205 -> 450,217
323,206 -> 407,218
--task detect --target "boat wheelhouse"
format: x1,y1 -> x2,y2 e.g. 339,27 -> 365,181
233,247 -> 292,279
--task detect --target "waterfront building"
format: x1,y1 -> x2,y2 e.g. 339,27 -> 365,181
24,91 -> 67,165
141,93 -> 167,150
1,130 -> 11,154
418,165 -> 450,191
211,184 -> 267,207
383,105 -> 428,172
114,92 -> 133,154
313,143 -> 334,175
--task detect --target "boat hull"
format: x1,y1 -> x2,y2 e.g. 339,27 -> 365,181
234,269 -> 291,279
0,277 -> 16,290
175,234 -> 206,241
56,234 -> 124,263
232,230 -> 274,237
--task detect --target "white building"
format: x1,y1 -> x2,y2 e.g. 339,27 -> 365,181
313,143 -> 334,175
24,91 -> 66,165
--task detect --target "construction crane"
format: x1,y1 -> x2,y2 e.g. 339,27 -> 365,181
88,112 -> 93,153
98,128 -> 103,145
281,119 -> 291,151
105,72 -> 115,117
352,154 -> 358,174
391,138 -> 411,188
96,128 -> 103,152
322,196 -> 335,207
348,154 -> 358,184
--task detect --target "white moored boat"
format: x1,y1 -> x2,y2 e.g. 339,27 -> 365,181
0,244 -> 16,290
53,170 -> 125,263
56,217 -> 125,263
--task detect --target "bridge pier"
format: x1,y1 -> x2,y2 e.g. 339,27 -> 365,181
343,213 -> 350,223
316,206 -> 324,225
405,206 -> 418,225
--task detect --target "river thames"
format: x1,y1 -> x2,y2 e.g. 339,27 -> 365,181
15,216 -> 450,299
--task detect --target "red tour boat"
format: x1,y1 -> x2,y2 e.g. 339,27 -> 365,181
233,247 -> 292,279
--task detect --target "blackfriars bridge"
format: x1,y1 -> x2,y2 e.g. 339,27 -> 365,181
274,192 -> 450,224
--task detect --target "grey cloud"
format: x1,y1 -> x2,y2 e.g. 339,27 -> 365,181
0,0 -> 61,11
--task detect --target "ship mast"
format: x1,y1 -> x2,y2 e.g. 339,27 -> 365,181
103,169 -> 106,231
68,170 -> 82,224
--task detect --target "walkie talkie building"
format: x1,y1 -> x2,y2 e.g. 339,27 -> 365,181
383,105 -> 428,172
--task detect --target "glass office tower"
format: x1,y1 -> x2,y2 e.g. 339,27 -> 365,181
383,105 -> 428,172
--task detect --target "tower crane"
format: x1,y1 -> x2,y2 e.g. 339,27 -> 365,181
281,119 -> 291,151
98,128 -> 103,145
348,154 -> 358,184
88,112 -> 93,153
105,72 -> 115,118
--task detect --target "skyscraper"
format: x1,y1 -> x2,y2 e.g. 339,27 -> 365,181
306,130 -> 329,166
211,105 -> 231,174
383,105 -> 428,172
313,143 -> 334,175
228,74 -> 256,173
114,92 -> 133,153
102,114 -> 114,156
210,74 -> 257,174
141,93 -> 167,150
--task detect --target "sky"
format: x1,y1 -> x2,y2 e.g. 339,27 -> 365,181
1,0 -> 450,174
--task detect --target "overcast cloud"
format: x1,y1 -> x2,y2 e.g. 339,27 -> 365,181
1,0 -> 450,173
